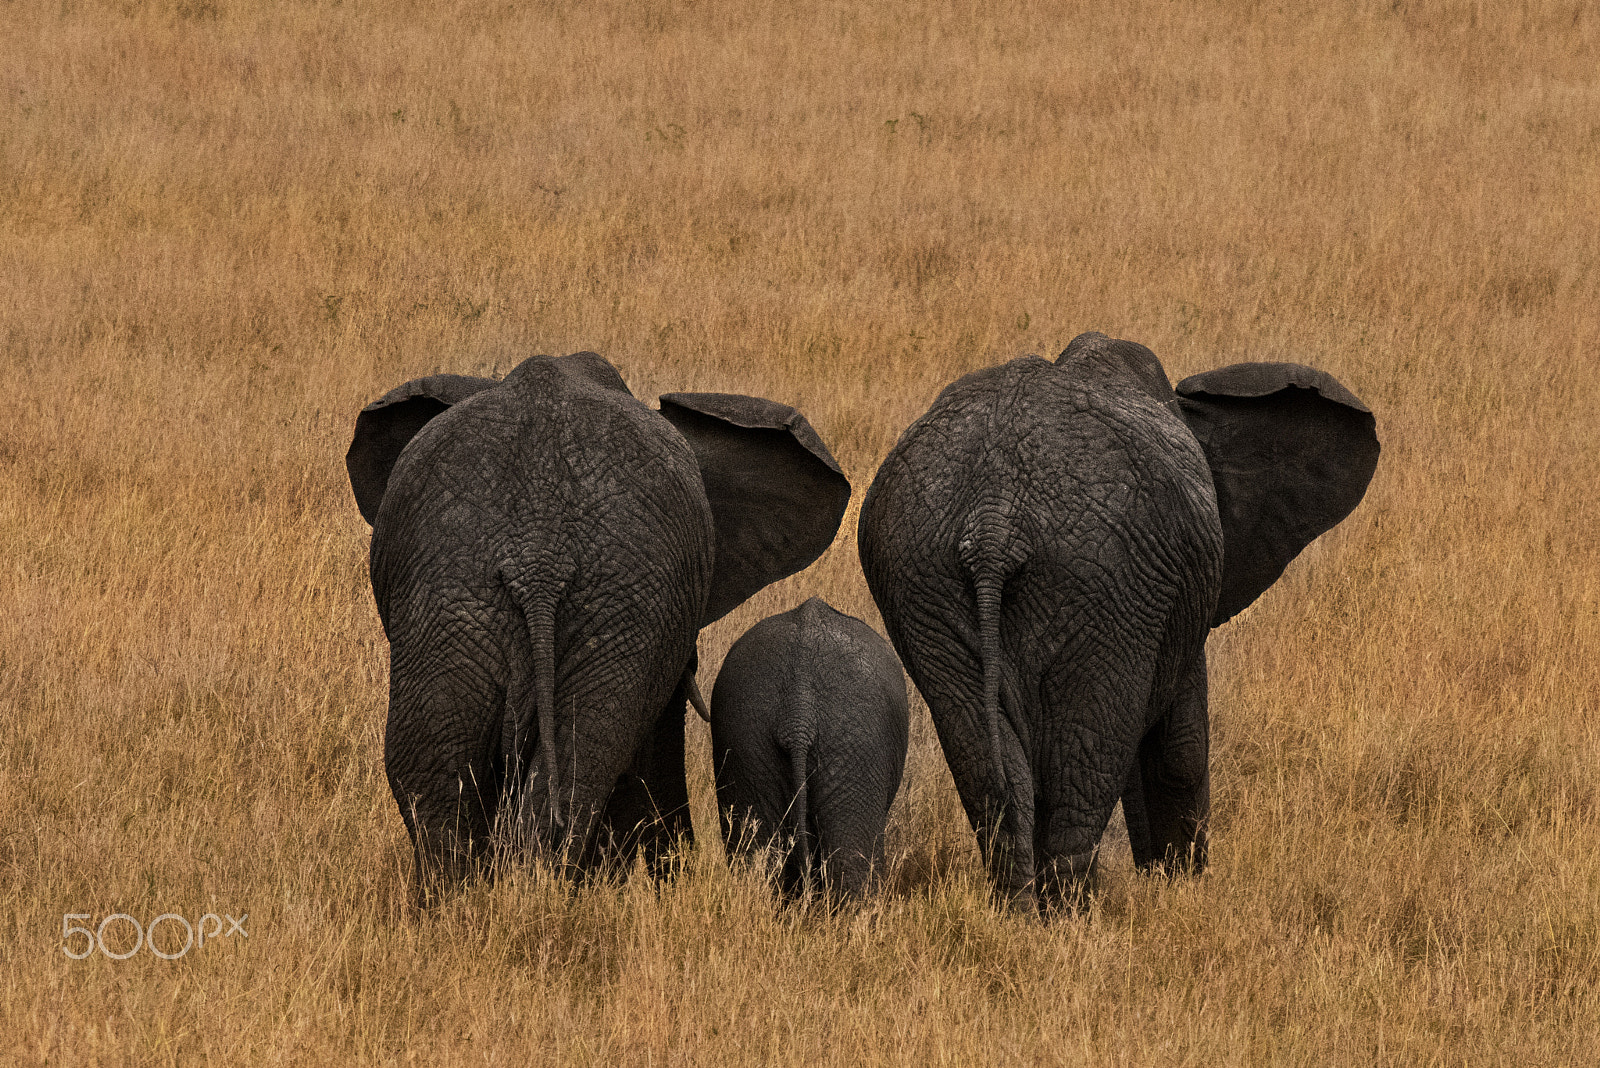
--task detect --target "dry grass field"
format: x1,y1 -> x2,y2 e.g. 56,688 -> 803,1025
3,0 -> 1598,1062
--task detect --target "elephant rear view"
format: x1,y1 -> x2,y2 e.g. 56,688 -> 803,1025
346,352 -> 850,897
711,597 -> 909,901
858,332 -> 1378,913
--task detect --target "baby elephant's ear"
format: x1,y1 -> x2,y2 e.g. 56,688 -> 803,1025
346,374 -> 499,524
1176,363 -> 1380,626
659,393 -> 851,626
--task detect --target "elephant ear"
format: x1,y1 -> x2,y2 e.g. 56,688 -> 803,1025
1175,363 -> 1380,626
346,374 -> 499,524
658,393 -> 852,626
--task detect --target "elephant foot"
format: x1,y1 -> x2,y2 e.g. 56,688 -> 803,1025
1036,850 -> 1098,917
410,835 -> 494,910
1139,827 -> 1207,877
990,881 -> 1038,917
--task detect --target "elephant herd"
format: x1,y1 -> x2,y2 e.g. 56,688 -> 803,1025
345,332 -> 1380,915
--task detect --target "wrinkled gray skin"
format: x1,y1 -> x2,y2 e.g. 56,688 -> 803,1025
858,332 -> 1380,914
347,352 -> 850,898
711,597 -> 909,901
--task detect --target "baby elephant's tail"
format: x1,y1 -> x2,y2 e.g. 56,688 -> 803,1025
780,678 -> 817,898
787,741 -> 813,897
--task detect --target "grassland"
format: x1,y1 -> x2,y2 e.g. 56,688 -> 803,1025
3,0 -> 1598,1062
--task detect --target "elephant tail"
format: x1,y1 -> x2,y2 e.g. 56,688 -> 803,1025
500,568 -> 565,832
788,739 -> 814,898
972,570 -> 1011,806
779,679 -> 817,899
959,504 -> 1030,809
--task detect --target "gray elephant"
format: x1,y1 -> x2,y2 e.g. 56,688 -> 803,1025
857,331 -> 1379,913
709,597 -> 909,901
345,351 -> 850,896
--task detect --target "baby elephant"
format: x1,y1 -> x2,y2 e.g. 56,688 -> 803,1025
710,597 -> 909,900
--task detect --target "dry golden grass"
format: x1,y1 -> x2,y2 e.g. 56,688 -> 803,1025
3,0 -> 1598,1062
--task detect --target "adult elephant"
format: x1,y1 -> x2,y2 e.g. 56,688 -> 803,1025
857,331 -> 1379,913
346,351 -> 850,897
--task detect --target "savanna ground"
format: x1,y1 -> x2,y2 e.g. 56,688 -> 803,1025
3,0 -> 1598,1062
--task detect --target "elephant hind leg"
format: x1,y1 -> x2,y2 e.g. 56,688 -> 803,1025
392,766 -> 498,907
1033,777 -> 1121,916
1031,648 -> 1160,914
981,753 -> 1039,915
1034,849 -> 1098,916
808,777 -> 886,904
1124,655 -> 1210,874
589,687 -> 695,881
384,645 -> 506,905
